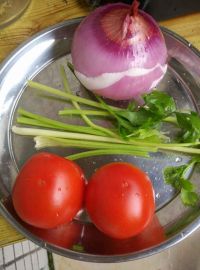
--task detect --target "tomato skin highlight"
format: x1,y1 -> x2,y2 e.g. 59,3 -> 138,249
85,162 -> 155,239
12,152 -> 85,229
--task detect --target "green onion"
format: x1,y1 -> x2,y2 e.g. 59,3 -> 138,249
67,149 -> 149,160
17,108 -> 106,136
60,65 -> 117,138
33,136 -> 156,152
12,126 -> 126,144
59,109 -> 110,117
27,80 -> 120,112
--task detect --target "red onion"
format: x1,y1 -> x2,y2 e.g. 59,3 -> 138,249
71,1 -> 167,101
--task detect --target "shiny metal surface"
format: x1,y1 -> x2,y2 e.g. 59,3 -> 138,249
0,18 -> 200,262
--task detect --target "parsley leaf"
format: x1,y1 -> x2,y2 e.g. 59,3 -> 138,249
127,128 -> 169,142
127,100 -> 137,111
115,109 -> 152,127
176,111 -> 200,142
143,91 -> 176,117
164,165 -> 188,190
181,189 -> 199,207
95,95 -> 133,132
115,91 -> 176,140
180,179 -> 194,191
117,91 -> 176,128
163,158 -> 200,207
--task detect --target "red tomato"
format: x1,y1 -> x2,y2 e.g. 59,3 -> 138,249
12,152 -> 85,229
85,162 -> 155,239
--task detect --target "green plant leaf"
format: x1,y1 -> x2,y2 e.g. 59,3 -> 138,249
115,109 -> 152,127
127,100 -> 137,111
143,91 -> 176,117
164,165 -> 188,189
176,111 -> 200,142
181,189 -> 199,207
180,179 -> 195,192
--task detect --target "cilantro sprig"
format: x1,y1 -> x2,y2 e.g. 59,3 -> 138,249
95,90 -> 176,141
176,111 -> 200,142
164,158 -> 200,207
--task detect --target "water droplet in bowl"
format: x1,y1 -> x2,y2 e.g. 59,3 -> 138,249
175,157 -> 182,163
156,193 -> 160,199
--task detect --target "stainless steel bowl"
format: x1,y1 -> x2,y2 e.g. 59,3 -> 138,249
0,18 -> 200,263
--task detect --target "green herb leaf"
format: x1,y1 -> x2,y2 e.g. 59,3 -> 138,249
116,91 -> 176,139
180,179 -> 195,192
115,109 -> 151,127
176,111 -> 200,142
127,128 -> 169,142
118,126 -> 130,140
181,189 -> 199,207
164,159 -> 200,207
143,91 -> 176,117
163,165 -> 188,189
95,95 -> 133,132
127,100 -> 137,111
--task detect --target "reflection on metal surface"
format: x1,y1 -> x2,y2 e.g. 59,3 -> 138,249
1,39 -> 55,95
0,18 -> 200,262
165,207 -> 200,238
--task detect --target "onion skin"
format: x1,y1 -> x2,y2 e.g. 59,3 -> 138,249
71,3 -> 168,101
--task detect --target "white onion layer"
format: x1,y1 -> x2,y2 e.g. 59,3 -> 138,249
75,64 -> 167,91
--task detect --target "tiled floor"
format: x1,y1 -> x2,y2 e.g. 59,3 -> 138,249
0,240 -> 49,270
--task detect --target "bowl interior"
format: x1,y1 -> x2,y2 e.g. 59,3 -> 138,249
0,18 -> 200,262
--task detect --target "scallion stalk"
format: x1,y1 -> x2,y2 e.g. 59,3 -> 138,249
12,125 -> 200,156
33,136 -> 157,152
27,80 -> 120,112
17,108 -> 106,136
59,109 -> 110,117
66,149 -> 149,160
12,126 -> 126,144
60,65 -> 117,138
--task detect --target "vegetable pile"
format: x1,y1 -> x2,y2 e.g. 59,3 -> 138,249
10,0 -> 200,246
12,153 -> 155,239
12,63 -> 200,207
72,0 -> 167,100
